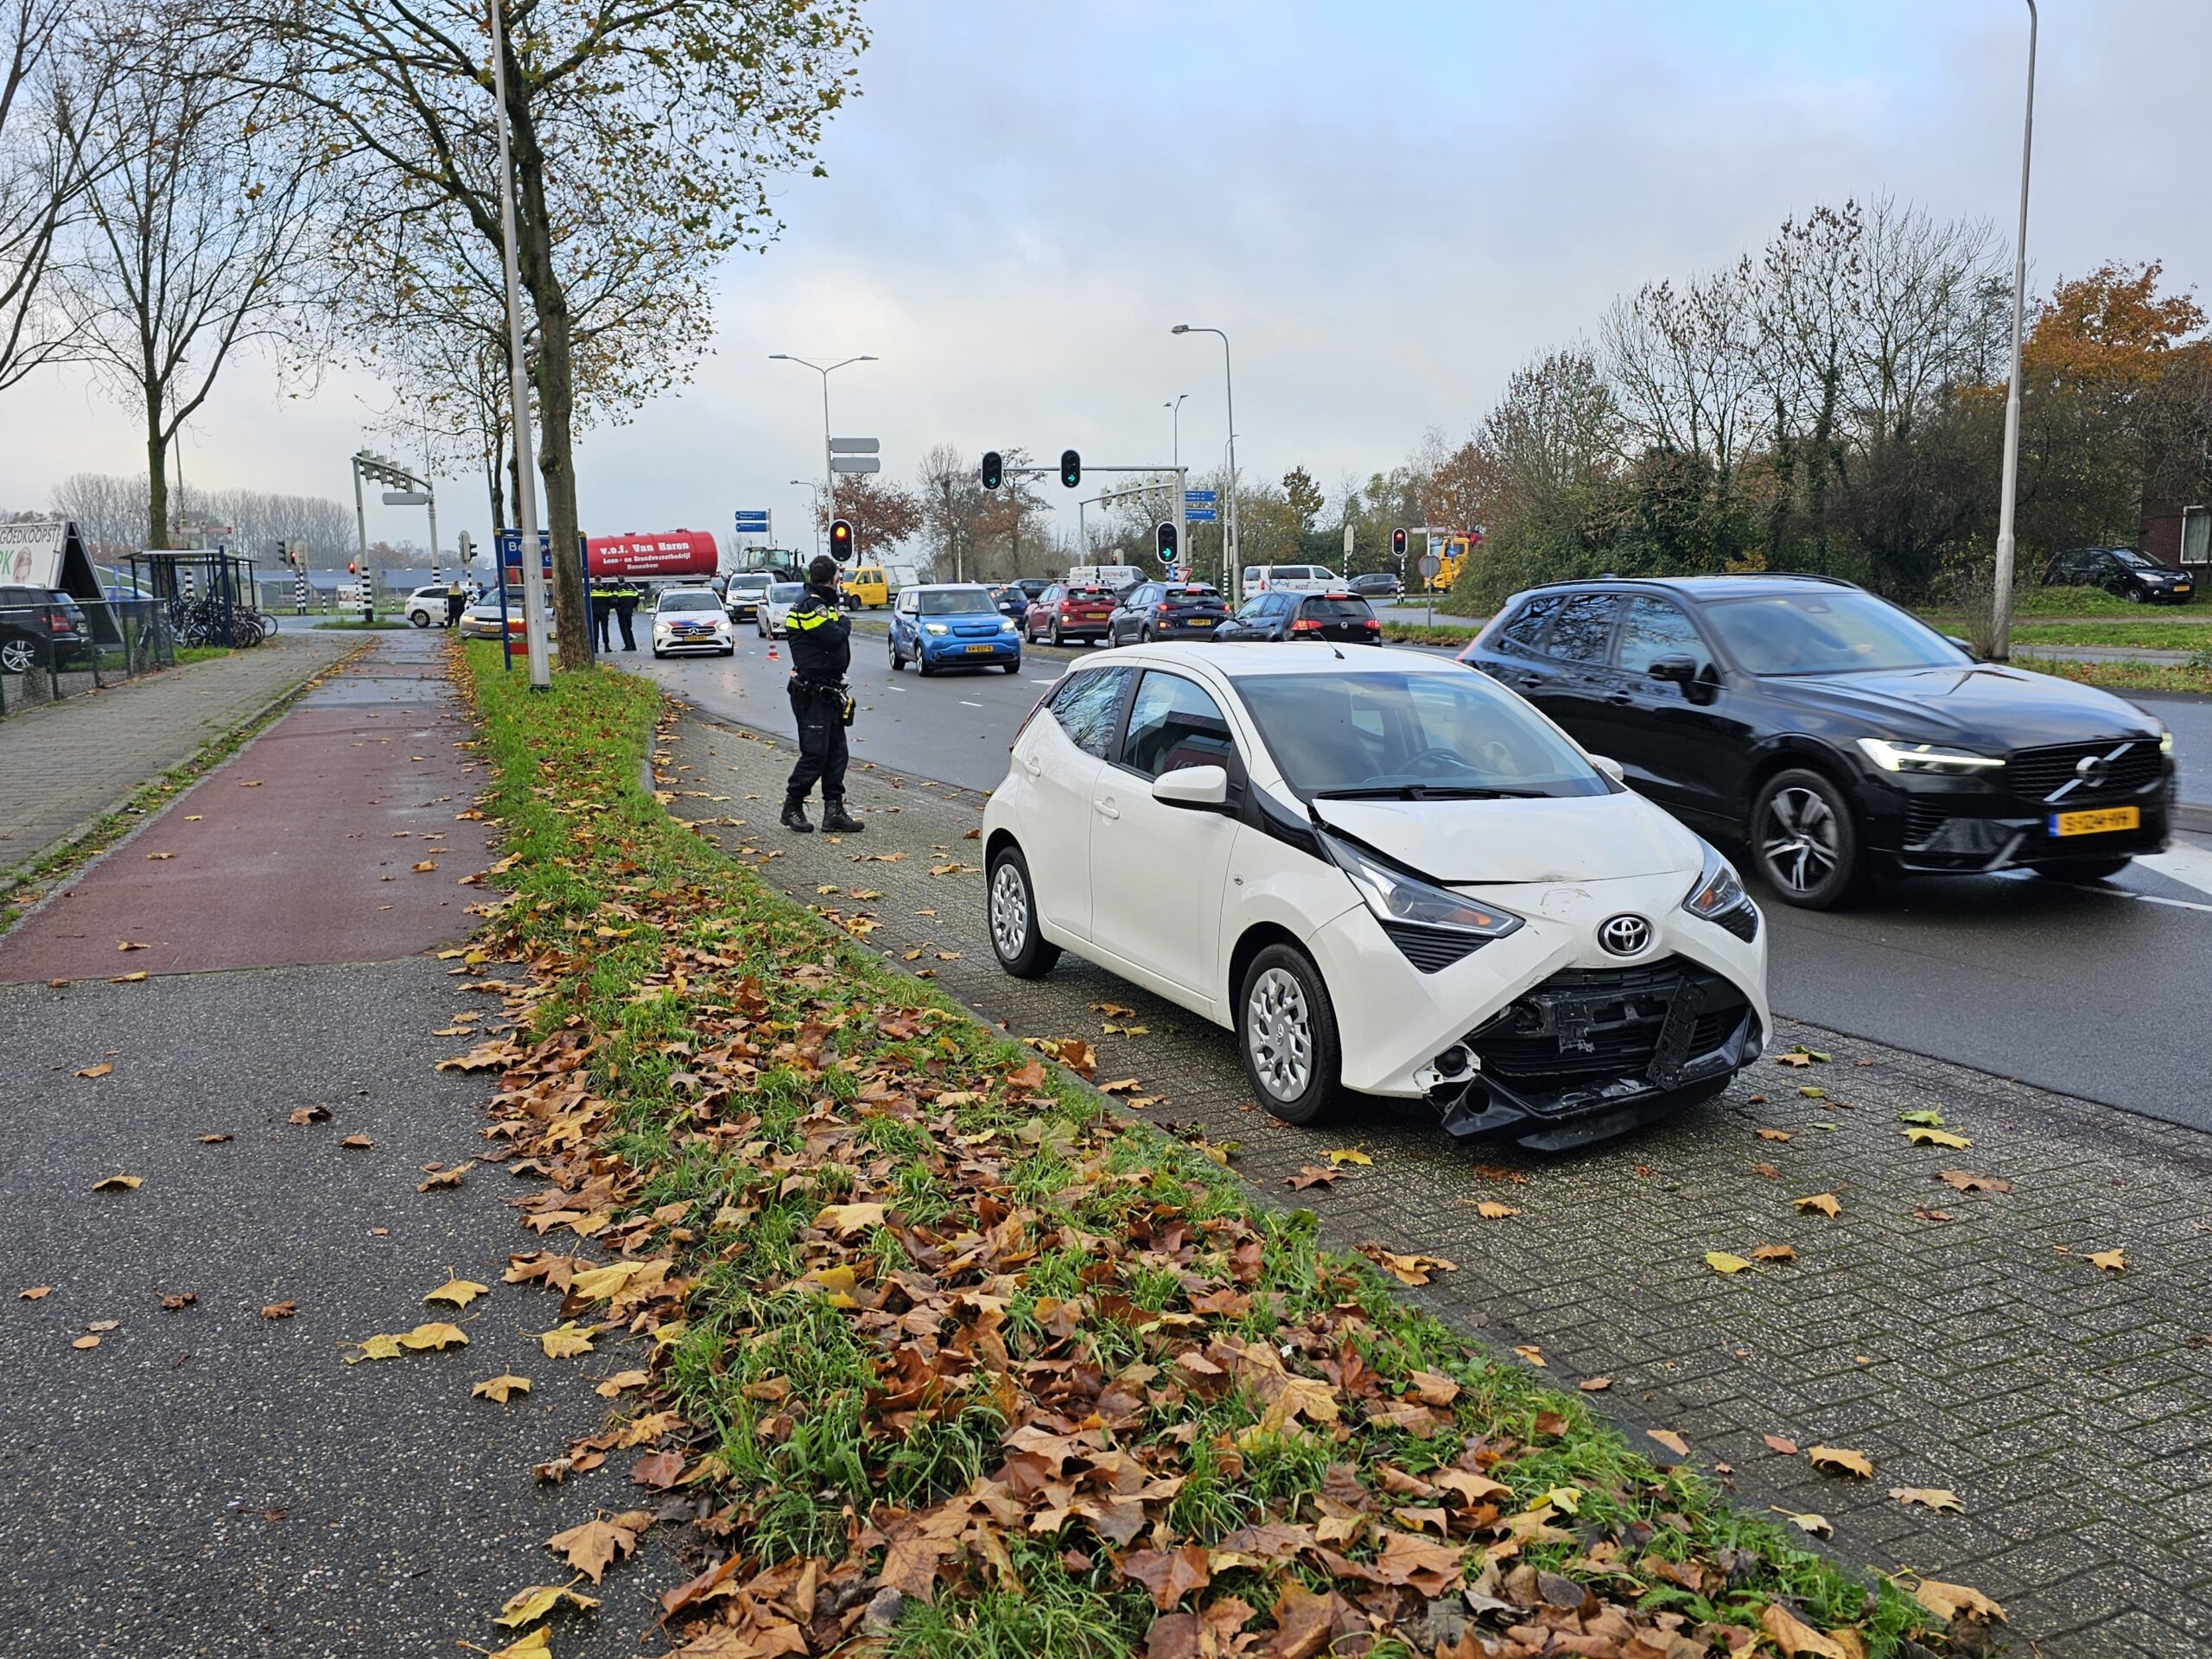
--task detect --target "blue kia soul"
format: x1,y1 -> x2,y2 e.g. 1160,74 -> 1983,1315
887,582 -> 1025,676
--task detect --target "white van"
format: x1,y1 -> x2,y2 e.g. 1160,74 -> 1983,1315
1241,563 -> 1342,602
1065,564 -> 1146,594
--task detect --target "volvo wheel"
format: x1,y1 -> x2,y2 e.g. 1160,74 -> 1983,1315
987,846 -> 1059,978
1751,768 -> 1862,910
1237,944 -> 1341,1125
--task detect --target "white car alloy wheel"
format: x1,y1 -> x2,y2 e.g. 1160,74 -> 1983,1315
1246,967 -> 1313,1102
986,847 -> 1058,978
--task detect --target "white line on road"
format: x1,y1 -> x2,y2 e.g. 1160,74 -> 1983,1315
2139,839 -> 2212,899
959,700 -> 982,708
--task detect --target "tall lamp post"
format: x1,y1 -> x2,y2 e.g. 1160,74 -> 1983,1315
488,0 -> 549,689
1164,393 -> 1187,471
1172,325 -> 1237,588
1989,0 -> 2037,663
770,353 -> 876,527
790,479 -> 826,558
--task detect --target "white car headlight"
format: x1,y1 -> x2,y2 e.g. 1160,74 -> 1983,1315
1854,736 -> 2002,775
1319,830 -> 1522,943
2160,729 -> 2175,754
925,622 -> 949,635
1682,840 -> 1749,921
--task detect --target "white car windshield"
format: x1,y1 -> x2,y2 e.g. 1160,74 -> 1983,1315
1701,592 -> 1968,676
918,589 -> 994,615
729,575 -> 772,591
1236,671 -> 1610,800
658,592 -> 719,612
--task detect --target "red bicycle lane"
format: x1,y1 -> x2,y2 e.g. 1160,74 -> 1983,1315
0,632 -> 497,982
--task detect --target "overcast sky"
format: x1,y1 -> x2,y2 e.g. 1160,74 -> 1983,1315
5,0 -> 2206,560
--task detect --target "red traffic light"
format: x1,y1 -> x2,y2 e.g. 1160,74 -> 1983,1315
347,560 -> 357,575
830,518 -> 855,560
1390,528 -> 1407,558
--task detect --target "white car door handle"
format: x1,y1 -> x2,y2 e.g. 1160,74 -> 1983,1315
1021,754 -> 1043,778
1094,798 -> 1119,820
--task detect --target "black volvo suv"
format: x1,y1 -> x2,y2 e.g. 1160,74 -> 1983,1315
1461,575 -> 2176,908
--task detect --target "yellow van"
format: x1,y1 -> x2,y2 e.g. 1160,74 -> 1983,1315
840,564 -> 889,609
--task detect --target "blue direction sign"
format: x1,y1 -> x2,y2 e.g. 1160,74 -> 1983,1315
1185,508 -> 1219,524
495,528 -> 556,575
733,510 -> 770,532
1184,489 -> 1217,504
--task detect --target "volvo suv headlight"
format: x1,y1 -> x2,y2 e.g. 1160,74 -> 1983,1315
1319,830 -> 1523,943
1854,736 -> 2003,775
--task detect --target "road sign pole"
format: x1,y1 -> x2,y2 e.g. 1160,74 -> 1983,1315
1176,467 -> 1187,584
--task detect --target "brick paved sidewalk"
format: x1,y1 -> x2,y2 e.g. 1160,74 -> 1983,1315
662,702 -> 2212,1659
0,632 -> 357,880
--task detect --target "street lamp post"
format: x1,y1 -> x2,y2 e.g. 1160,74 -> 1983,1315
790,478 -> 826,558
1173,326 -> 1237,589
1165,393 -> 1187,472
487,0 -> 549,690
1990,0 -> 2037,663
770,353 -> 876,527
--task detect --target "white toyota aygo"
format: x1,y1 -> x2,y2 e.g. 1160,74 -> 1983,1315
982,644 -> 1770,1149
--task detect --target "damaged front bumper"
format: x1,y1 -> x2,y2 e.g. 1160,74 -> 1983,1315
1432,959 -> 1763,1150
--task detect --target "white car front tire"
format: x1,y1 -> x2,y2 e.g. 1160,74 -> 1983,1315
1237,943 -> 1342,1126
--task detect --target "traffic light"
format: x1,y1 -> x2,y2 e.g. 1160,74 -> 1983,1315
1155,520 -> 1178,562
980,451 -> 1002,490
1059,449 -> 1081,489
830,519 -> 855,561
1391,528 -> 1407,559
346,559 -> 357,575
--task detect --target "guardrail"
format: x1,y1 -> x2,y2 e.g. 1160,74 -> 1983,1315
0,598 -> 177,719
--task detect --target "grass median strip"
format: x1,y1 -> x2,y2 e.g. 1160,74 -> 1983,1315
454,640 -> 1970,1659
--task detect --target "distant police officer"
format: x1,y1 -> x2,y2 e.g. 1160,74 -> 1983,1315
781,555 -> 862,835
443,578 -> 466,628
611,575 -> 642,651
588,575 -> 614,652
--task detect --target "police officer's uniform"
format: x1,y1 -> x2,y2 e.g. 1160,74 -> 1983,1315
612,579 -> 641,650
589,578 -> 614,651
782,559 -> 861,834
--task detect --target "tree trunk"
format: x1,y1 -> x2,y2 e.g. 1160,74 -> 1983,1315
145,393 -> 170,550
508,101 -> 590,666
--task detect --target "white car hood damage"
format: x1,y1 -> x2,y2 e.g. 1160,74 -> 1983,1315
1310,789 -> 1701,886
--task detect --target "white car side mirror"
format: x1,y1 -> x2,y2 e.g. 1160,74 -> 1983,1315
1591,754 -> 1626,785
1153,764 -> 1230,809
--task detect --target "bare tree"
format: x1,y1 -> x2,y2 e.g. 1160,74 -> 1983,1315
53,3 -> 318,546
226,0 -> 867,664
0,0 -> 105,390
1604,258 -> 1763,501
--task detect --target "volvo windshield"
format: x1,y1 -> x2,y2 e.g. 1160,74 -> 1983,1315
1702,592 -> 1970,676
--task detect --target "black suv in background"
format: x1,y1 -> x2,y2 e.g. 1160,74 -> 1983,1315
2041,547 -> 2194,604
1106,581 -> 1232,645
1215,589 -> 1382,644
0,585 -> 90,675
1461,575 -> 2175,908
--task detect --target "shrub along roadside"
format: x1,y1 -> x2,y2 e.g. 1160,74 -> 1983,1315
453,641 -> 1969,1659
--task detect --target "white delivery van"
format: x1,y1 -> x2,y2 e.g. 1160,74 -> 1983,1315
1065,564 -> 1146,594
1240,563 -> 1342,602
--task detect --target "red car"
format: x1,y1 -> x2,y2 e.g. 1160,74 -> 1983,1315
1024,582 -> 1116,645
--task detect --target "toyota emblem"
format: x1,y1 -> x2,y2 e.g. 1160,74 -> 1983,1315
1598,914 -> 1652,957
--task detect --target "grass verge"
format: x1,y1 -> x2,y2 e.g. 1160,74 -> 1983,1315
1381,622 -> 1479,647
174,645 -> 233,664
0,643 -> 364,928
2010,620 -> 2211,652
454,640 -> 1974,1659
2019,656 -> 2212,696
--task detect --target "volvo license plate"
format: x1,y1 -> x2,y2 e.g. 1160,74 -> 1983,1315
2050,805 -> 2139,837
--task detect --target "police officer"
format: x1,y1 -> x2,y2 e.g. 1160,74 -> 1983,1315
588,575 -> 614,652
611,575 -> 641,651
443,577 -> 466,628
781,554 -> 862,835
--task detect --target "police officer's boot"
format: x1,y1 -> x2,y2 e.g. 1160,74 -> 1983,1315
822,798 -> 864,834
780,795 -> 814,834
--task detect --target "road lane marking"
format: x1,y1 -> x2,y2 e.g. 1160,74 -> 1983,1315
959,700 -> 982,708
2139,840 -> 2212,899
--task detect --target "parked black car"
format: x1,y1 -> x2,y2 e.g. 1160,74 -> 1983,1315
988,584 -> 1031,623
1216,589 -> 1382,644
1106,581 -> 1232,645
1460,574 -> 2175,908
1348,571 -> 1403,599
2041,546 -> 2194,604
0,584 -> 90,674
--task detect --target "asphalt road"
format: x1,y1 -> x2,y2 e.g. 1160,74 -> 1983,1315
637,632 -> 2212,1132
